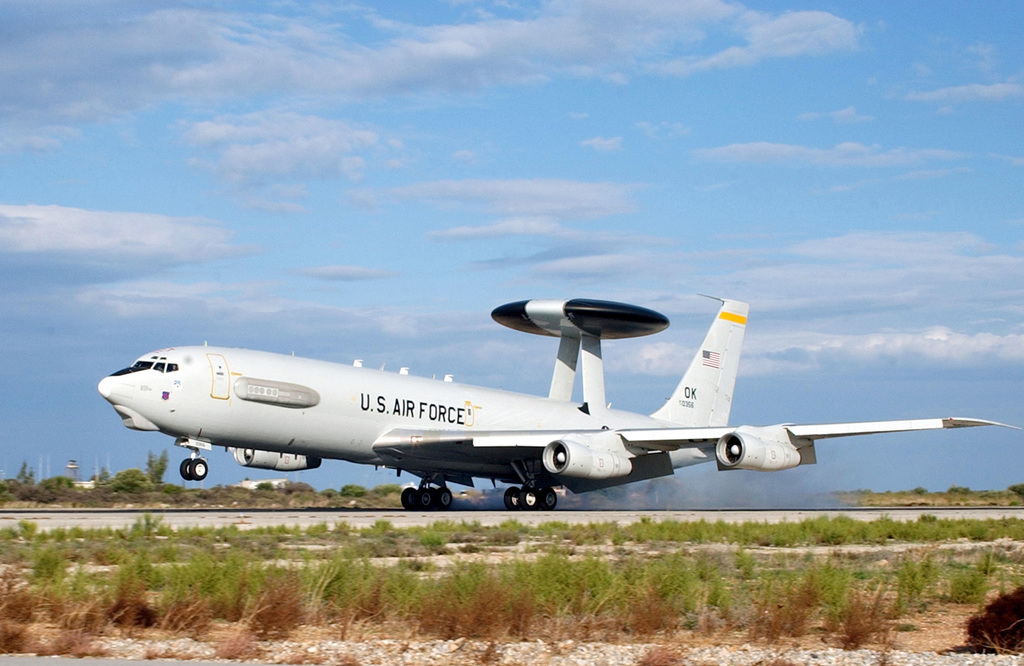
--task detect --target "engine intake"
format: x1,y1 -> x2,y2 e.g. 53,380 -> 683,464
231,447 -> 322,471
542,437 -> 632,480
715,426 -> 801,471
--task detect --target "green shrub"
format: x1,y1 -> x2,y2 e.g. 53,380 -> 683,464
949,569 -> 988,605
108,469 -> 152,493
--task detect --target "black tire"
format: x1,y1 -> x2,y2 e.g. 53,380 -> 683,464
503,486 -> 521,510
189,458 -> 209,481
179,458 -> 194,481
519,487 -> 539,510
434,487 -> 453,510
400,487 -> 417,510
538,487 -> 557,511
417,488 -> 434,509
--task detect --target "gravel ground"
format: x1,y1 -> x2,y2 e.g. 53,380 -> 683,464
81,636 -> 1022,665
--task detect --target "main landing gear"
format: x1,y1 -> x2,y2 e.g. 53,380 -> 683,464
179,456 -> 209,481
503,485 -> 557,511
400,483 -> 454,511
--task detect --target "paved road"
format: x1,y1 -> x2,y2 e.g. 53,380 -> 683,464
3,506 -> 1022,531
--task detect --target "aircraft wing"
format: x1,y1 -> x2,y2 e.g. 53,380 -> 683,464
619,417 -> 1014,451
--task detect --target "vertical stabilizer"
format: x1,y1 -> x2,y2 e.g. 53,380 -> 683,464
650,299 -> 748,427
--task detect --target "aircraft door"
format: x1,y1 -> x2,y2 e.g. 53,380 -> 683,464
207,354 -> 230,400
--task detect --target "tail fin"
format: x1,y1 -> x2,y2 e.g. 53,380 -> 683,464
650,298 -> 748,427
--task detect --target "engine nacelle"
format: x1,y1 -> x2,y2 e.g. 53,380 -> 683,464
715,426 -> 802,471
231,448 -> 322,471
542,437 -> 633,480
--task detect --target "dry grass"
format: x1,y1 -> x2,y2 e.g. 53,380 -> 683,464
159,594 -> 214,638
0,621 -> 30,654
249,570 -> 306,639
38,629 -> 107,658
749,577 -> 819,641
107,580 -> 157,630
215,628 -> 261,660
830,588 -> 893,650
0,568 -> 36,624
638,647 -> 684,666
627,587 -> 678,636
418,577 -> 530,640
57,596 -> 107,634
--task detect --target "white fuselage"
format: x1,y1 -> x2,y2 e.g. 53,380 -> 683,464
98,345 -> 680,471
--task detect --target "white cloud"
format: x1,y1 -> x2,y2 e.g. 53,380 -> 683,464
656,10 -> 859,76
430,217 -> 570,240
382,178 -> 639,220
636,120 -> 691,139
894,167 -> 971,181
747,328 -> 1024,376
0,203 -> 244,266
906,82 -> 1024,103
798,107 -> 872,123
0,2 -> 859,135
185,111 -> 380,188
295,266 -> 398,281
581,136 -> 623,151
693,141 -> 962,167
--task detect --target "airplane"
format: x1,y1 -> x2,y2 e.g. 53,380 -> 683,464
97,297 -> 1011,511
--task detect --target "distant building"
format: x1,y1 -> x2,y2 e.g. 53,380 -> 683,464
237,478 -> 289,490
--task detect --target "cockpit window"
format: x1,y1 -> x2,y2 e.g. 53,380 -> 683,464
110,361 -> 154,376
109,359 -> 180,376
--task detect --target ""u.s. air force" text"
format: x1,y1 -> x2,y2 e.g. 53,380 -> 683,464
359,394 -> 475,425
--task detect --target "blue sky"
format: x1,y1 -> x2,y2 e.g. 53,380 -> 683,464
1,1 -> 1021,501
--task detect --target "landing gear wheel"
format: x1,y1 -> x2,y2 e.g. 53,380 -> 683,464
433,487 -> 453,510
538,487 -> 557,511
503,486 -> 521,511
416,488 -> 435,510
519,487 -> 540,510
400,487 -> 417,510
188,458 -> 209,481
179,458 -> 194,481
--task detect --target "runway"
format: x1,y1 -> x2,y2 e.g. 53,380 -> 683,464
3,506 -> 1023,532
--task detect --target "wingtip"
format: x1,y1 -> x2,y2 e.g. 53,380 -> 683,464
942,417 -> 1020,430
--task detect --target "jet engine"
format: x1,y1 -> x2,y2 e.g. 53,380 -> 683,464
542,437 -> 633,480
231,448 -> 322,471
715,426 -> 801,471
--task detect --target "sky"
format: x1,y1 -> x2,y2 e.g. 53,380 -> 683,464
1,1 -> 1022,503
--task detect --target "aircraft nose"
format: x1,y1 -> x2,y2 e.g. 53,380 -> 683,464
98,376 -> 114,400
98,375 -> 130,403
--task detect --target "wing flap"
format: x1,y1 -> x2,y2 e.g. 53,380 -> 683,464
785,417 -> 1015,440
619,427 -> 733,451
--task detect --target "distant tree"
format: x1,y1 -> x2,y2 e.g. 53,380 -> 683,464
340,484 -> 367,498
109,468 -> 152,493
145,450 -> 169,485
1009,484 -> 1024,500
16,461 -> 34,485
40,476 -> 74,491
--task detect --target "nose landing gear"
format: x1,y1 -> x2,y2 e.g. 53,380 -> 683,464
174,437 -> 211,482
179,456 -> 208,481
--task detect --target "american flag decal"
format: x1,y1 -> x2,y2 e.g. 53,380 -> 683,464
702,350 -> 721,368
